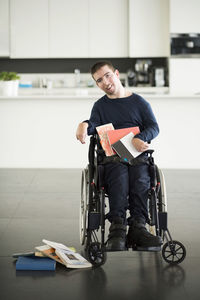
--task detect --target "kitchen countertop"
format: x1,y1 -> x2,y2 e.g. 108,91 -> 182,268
1,86 -> 199,169
0,87 -> 200,99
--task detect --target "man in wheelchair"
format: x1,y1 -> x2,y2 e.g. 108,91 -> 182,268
76,61 -> 163,252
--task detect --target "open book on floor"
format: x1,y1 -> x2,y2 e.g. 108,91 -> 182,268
111,132 -> 142,163
35,245 -> 65,265
42,239 -> 92,269
55,249 -> 92,269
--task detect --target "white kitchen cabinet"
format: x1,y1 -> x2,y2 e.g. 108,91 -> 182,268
49,0 -> 89,57
170,0 -> 200,33
49,0 -> 128,58
169,58 -> 200,94
10,0 -> 48,58
9,0 -> 128,58
89,0 -> 128,57
0,0 -> 10,57
129,0 -> 169,57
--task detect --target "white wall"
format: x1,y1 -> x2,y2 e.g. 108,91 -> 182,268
0,95 -> 199,169
150,97 -> 199,169
170,59 -> 200,94
0,98 -> 92,168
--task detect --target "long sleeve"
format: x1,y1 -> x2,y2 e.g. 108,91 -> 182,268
134,101 -> 159,142
87,102 -> 102,135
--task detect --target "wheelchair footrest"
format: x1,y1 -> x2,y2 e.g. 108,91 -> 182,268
132,246 -> 161,252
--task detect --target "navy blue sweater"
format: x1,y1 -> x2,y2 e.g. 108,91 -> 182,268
87,93 -> 159,142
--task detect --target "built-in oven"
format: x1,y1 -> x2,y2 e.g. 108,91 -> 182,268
171,33 -> 200,56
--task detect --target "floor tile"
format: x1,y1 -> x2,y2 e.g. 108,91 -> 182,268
0,218 -> 80,256
0,169 -> 37,193
12,192 -> 80,219
0,193 -> 25,218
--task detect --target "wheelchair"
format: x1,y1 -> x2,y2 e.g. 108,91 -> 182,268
80,135 -> 186,267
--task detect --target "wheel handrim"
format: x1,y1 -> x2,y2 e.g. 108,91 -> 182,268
80,169 -> 89,245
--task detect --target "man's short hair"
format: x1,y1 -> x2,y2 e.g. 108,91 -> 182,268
90,61 -> 115,76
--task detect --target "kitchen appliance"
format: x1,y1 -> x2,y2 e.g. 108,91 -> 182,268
171,33 -> 200,56
153,67 -> 165,87
135,59 -> 152,86
127,69 -> 137,87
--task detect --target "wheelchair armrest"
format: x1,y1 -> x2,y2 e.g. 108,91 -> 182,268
144,149 -> 154,155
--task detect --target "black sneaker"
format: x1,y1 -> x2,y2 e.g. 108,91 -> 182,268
106,217 -> 127,251
127,220 -> 163,248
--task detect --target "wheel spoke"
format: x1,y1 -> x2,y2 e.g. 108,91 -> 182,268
166,253 -> 173,259
87,242 -> 106,266
175,246 -> 182,251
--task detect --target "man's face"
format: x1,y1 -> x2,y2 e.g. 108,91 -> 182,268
93,65 -> 120,95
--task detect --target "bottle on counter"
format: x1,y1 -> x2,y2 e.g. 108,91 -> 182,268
74,69 -> 81,87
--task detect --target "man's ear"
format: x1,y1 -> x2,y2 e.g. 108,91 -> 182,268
115,69 -> 120,77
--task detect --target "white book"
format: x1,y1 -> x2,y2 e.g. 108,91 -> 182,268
42,239 -> 76,253
112,132 -> 153,163
112,132 -> 141,163
55,249 -> 92,269
42,239 -> 92,269
120,132 -> 142,158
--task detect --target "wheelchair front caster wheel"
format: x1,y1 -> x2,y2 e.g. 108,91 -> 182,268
86,242 -> 107,267
162,240 -> 186,264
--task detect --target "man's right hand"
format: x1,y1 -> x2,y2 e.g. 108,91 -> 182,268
132,137 -> 149,152
76,122 -> 88,144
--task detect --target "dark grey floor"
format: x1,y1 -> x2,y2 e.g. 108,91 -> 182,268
0,168 -> 200,300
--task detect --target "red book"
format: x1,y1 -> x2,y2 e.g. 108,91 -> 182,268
107,127 -> 140,146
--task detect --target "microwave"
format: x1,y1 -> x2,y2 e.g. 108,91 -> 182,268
171,33 -> 200,56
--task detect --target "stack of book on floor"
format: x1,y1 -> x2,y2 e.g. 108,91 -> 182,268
14,239 -> 92,271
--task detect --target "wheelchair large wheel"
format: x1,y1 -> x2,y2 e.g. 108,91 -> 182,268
80,168 -> 89,245
148,166 -> 168,231
156,167 -> 167,212
162,240 -> 186,264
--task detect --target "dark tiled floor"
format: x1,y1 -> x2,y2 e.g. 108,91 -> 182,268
0,169 -> 200,300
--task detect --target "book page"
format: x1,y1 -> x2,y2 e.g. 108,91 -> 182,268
96,123 -> 115,156
120,132 -> 142,158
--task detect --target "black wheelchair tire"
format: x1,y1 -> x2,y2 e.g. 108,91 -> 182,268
162,240 -> 186,264
86,242 -> 107,267
80,168 -> 89,245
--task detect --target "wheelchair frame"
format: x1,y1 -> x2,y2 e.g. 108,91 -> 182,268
80,135 -> 186,267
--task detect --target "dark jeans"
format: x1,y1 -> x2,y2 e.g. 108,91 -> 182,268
104,160 -> 150,224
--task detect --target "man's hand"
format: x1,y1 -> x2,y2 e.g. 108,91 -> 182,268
76,122 -> 88,144
132,138 -> 149,152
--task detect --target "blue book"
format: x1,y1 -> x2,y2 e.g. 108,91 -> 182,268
16,256 -> 56,271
